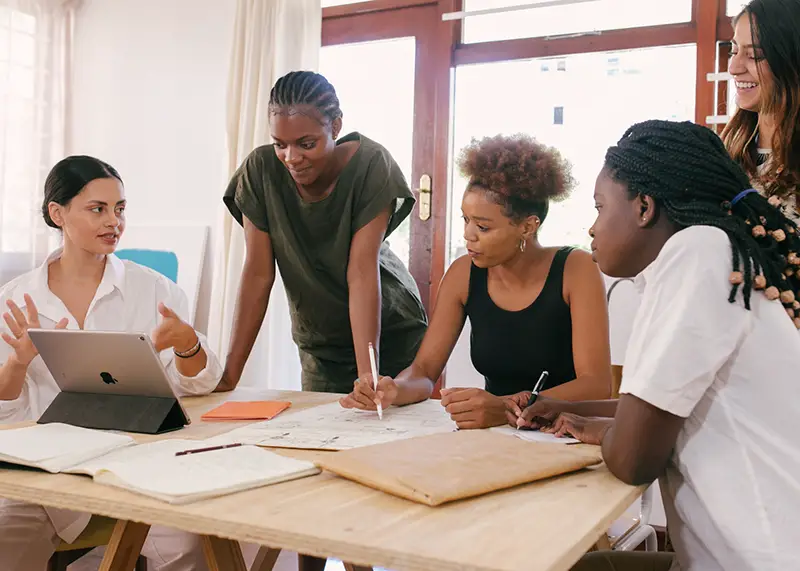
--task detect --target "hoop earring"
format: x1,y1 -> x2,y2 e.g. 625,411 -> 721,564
519,238 -> 526,253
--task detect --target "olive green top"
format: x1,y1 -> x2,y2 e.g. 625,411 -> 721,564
223,132 -> 427,387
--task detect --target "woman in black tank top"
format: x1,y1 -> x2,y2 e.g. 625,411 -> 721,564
341,134 -> 612,429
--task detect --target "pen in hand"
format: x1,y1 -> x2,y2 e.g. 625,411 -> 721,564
368,342 -> 383,420
517,371 -> 549,429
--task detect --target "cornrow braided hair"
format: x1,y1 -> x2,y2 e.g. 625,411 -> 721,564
606,120 -> 800,328
268,71 -> 343,124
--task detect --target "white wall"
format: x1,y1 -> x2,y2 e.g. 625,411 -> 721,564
445,322 -> 484,388
69,0 -> 236,331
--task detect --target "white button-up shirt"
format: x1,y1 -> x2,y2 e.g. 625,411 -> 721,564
621,226 -> 800,571
0,249 -> 223,541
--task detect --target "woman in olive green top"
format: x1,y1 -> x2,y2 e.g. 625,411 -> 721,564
219,70 -> 427,396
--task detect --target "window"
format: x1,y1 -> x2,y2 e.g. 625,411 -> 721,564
0,7 -> 38,254
727,1 -> 748,17
322,0 -> 380,6
448,44 -> 696,263
462,0 -> 693,44
320,38 -> 415,266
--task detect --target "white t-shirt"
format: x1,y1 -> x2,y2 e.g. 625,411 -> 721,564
0,250 -> 223,542
603,276 -> 641,366
620,226 -> 800,571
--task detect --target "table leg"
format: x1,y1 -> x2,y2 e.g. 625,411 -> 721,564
98,520 -> 151,571
593,535 -> 612,551
250,545 -> 282,571
202,535 -> 248,571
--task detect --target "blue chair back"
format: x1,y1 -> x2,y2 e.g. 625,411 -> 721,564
115,249 -> 179,283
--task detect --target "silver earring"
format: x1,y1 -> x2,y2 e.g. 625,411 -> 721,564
519,239 -> 526,253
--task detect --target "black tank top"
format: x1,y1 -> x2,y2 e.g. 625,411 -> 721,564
465,247 -> 576,396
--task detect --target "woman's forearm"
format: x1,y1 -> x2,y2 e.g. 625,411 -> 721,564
568,399 -> 619,418
0,355 -> 29,401
348,274 -> 381,380
174,335 -> 208,378
542,373 -> 611,401
392,364 -> 435,405
222,269 -> 272,388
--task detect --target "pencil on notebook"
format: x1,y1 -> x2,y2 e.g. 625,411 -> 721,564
175,443 -> 243,457
368,342 -> 383,420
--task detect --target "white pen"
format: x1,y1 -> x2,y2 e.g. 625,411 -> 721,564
368,342 -> 383,420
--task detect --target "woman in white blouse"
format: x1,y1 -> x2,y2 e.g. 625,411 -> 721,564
0,156 -> 221,570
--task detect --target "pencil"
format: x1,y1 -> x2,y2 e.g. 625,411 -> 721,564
174,443 -> 242,457
368,342 -> 383,420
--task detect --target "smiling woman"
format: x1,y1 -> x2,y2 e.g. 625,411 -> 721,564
221,71 -> 428,395
221,69 -> 430,571
722,0 -> 800,224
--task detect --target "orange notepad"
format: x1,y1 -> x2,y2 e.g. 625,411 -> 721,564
200,401 -> 291,421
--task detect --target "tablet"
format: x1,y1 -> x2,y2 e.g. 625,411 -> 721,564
28,329 -> 191,428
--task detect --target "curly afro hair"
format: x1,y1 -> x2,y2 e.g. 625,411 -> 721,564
457,133 -> 574,223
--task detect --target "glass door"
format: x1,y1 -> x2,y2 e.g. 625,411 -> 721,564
448,44 -> 698,264
321,2 -> 446,310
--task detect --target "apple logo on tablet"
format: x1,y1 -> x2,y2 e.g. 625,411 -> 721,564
100,372 -> 118,385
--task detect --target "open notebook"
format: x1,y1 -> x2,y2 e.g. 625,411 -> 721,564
0,423 -> 319,504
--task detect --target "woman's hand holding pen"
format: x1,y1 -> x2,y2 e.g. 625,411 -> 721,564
516,396 -> 573,429
340,374 -> 399,411
502,391 -> 531,426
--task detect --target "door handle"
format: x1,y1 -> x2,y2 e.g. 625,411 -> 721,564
418,174 -> 431,221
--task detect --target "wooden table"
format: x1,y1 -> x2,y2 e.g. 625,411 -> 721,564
0,390 -> 641,571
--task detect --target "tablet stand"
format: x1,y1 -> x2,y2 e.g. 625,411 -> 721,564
38,392 -> 187,434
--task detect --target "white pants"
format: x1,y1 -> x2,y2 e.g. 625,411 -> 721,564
0,498 -> 209,571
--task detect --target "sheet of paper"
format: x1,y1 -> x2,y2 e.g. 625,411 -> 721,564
207,400 -> 457,450
0,423 -> 134,473
490,425 -> 580,445
92,442 -> 319,503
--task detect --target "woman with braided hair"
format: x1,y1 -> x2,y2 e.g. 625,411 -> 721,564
722,0 -> 800,224
519,120 -> 800,571
221,72 -> 428,570
219,71 -> 427,402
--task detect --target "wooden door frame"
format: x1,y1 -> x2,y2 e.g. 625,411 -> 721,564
322,1 -> 456,313
324,0 -> 732,308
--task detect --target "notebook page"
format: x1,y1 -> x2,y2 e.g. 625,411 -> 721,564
0,423 -> 134,473
67,439 -> 209,476
491,425 -> 580,445
93,444 -> 320,503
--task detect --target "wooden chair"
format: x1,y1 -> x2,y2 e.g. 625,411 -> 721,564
47,515 -> 147,571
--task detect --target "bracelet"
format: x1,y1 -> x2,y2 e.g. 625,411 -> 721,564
174,337 -> 201,359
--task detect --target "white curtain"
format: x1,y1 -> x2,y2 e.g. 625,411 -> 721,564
208,0 -> 321,390
0,0 -> 75,285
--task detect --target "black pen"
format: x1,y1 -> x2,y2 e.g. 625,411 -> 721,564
524,371 -> 549,409
174,443 -> 242,457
